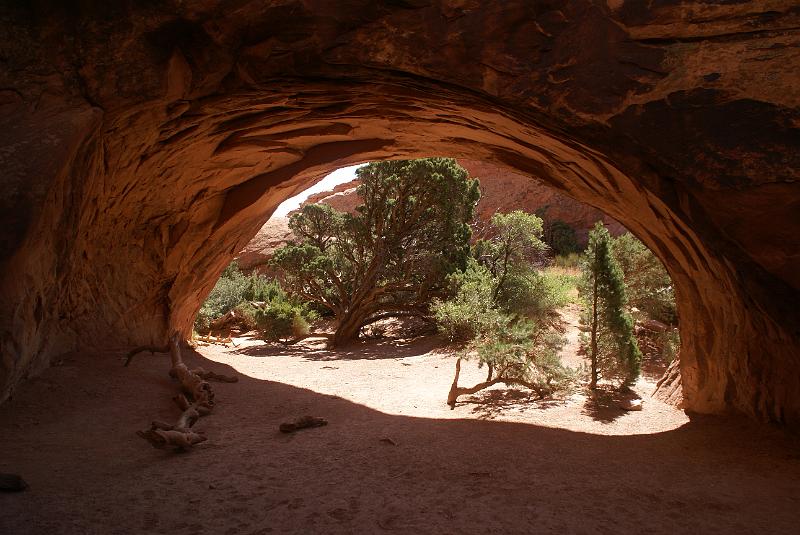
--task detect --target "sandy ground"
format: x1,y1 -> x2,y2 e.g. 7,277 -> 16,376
2,323 -> 800,534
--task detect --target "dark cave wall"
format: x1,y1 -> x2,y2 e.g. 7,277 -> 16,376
0,0 -> 797,422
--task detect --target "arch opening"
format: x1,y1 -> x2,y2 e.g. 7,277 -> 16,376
0,79 -> 797,424
196,157 -> 684,424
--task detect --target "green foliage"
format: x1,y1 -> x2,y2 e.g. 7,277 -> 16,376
254,300 -> 317,341
232,302 -> 258,331
195,261 -> 251,328
580,223 -> 642,387
434,210 -> 572,392
500,269 -> 572,320
243,275 -> 284,303
544,219 -> 580,256
472,319 -> 572,391
194,261 -> 316,340
473,210 -> 549,311
552,252 -> 582,270
432,259 -> 504,342
656,328 -> 680,365
611,232 -> 677,326
272,158 -> 480,346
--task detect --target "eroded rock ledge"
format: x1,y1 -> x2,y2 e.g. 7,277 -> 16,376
0,1 -> 798,423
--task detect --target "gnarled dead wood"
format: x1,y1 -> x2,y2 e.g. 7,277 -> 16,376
134,332 -> 237,451
279,415 -> 328,433
446,357 -> 547,409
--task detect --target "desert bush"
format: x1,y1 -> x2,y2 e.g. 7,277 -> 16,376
196,262 -> 251,326
432,259 -> 504,342
655,328 -> 680,364
436,211 -> 574,406
255,300 -> 317,341
194,261 -> 315,337
552,252 -> 582,270
232,302 -> 258,331
544,220 -> 580,256
194,308 -> 213,334
501,269 -> 572,320
243,275 -> 283,303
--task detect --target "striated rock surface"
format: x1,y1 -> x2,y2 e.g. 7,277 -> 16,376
236,217 -> 292,272
460,160 -> 625,244
300,179 -> 362,215
0,1 -> 798,423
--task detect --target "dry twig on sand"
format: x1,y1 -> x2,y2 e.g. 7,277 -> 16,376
279,415 -> 328,433
446,357 -> 547,409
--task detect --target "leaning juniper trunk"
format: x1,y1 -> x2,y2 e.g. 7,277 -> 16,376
332,310 -> 367,347
447,358 -> 546,408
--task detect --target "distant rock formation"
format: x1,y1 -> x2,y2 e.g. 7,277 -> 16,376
236,217 -> 293,272
300,179 -> 361,214
457,160 -> 625,244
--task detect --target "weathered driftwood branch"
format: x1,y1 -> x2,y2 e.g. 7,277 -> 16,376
133,332 -> 236,451
279,415 -> 328,433
447,357 -> 546,409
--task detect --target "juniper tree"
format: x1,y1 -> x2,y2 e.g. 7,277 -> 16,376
433,211 -> 572,407
611,232 -> 677,326
580,223 -> 642,389
272,158 -> 479,347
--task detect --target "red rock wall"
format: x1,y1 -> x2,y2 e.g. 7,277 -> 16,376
458,159 -> 625,244
0,1 -> 798,423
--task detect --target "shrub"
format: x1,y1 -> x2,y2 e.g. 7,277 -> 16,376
432,259 -> 503,342
292,314 -> 311,339
243,275 -> 284,303
655,328 -> 680,364
255,300 -> 317,341
501,269 -> 572,320
436,211 -> 575,406
545,220 -> 580,256
194,261 -> 316,337
552,252 -> 582,270
232,302 -> 258,331
196,262 -> 251,325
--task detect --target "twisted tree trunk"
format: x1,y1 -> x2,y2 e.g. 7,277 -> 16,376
129,332 -> 237,451
446,358 -> 546,409
332,311 -> 367,348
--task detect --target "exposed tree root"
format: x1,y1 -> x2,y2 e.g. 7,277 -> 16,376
447,357 -> 547,409
132,332 -> 236,451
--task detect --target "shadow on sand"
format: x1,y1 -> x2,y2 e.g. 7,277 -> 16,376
232,334 -> 447,362
1,346 -> 799,534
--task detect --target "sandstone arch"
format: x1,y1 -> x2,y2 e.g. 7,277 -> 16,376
0,1 -> 797,423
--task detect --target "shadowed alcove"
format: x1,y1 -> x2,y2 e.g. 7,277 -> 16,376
0,1 -> 798,424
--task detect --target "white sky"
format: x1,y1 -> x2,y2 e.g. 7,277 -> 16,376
273,164 -> 364,216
